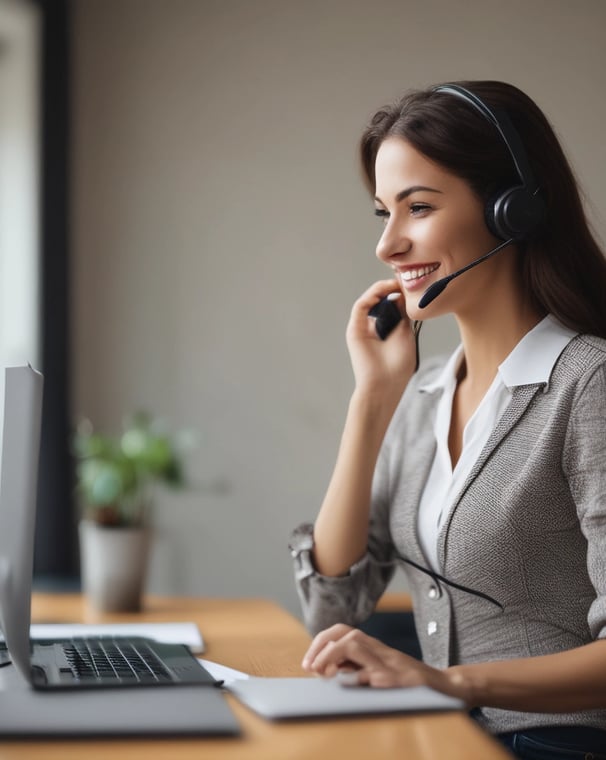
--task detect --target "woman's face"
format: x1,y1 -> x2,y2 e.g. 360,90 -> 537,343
374,136 -> 507,321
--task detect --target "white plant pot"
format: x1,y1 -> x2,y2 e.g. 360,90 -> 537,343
79,520 -> 151,612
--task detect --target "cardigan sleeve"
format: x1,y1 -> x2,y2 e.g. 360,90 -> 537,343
563,359 -> 606,640
289,448 -> 397,636
288,358 -> 447,636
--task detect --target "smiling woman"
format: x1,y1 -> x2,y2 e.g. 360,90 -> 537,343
289,81 -> 606,760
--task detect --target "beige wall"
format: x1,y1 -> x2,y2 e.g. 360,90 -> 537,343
71,0 -> 606,614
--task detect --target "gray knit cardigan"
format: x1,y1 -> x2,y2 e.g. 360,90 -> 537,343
290,334 -> 606,735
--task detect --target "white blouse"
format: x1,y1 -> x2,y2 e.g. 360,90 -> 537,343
416,315 -> 577,571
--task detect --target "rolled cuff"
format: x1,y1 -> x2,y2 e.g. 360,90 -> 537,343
289,523 -> 394,635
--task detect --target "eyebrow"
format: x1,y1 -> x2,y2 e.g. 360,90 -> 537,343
374,185 -> 443,205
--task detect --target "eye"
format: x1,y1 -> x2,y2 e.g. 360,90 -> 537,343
374,208 -> 389,224
410,203 -> 431,216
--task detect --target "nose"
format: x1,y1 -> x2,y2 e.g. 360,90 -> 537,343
375,222 -> 412,267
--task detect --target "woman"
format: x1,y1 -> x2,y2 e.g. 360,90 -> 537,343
289,81 -> 606,758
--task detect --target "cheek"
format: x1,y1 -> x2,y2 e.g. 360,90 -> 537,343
432,213 -> 492,260
412,218 -> 446,248
416,219 -> 460,260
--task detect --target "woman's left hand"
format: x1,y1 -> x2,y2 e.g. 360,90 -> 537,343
301,624 -> 463,695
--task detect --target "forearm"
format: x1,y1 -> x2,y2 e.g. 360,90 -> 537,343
447,639 -> 606,712
313,388 -> 399,577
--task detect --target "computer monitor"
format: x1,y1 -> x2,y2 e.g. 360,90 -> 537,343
0,365 -> 43,681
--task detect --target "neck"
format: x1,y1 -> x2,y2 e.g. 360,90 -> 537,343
455,300 -> 544,391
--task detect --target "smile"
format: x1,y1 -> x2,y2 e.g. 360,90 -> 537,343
400,264 -> 440,282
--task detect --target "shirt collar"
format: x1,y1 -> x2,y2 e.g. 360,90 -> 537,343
498,315 -> 577,389
420,315 -> 577,394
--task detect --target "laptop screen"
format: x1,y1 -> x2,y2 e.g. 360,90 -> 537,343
0,365 -> 43,682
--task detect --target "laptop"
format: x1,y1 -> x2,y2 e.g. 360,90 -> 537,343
0,365 -> 240,736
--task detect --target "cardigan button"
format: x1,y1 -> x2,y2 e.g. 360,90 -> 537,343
427,621 -> 438,636
428,585 -> 441,600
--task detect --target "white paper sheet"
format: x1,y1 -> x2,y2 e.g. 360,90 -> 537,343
198,658 -> 249,684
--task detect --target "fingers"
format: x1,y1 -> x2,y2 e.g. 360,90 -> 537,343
302,626 -> 441,691
357,279 -> 403,309
303,626 -> 388,676
301,623 -> 354,670
350,280 -> 405,327
347,280 -> 411,350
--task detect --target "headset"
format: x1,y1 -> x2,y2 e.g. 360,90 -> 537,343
433,84 -> 545,242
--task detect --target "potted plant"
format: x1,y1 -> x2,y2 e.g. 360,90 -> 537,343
73,411 -> 192,612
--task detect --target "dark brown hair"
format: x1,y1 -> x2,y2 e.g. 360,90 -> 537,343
360,80 -> 606,338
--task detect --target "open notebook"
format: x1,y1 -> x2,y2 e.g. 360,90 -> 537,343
0,366 -> 239,736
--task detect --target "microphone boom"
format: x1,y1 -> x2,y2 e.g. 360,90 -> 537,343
418,238 -> 513,309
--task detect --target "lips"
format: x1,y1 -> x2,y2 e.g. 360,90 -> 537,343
399,263 -> 440,282
395,264 -> 440,294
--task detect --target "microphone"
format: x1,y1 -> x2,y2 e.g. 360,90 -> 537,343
418,238 -> 513,309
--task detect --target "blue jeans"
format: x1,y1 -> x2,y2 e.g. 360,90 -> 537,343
497,726 -> 606,759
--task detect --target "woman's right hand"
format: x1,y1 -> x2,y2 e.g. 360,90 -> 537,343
346,279 -> 418,400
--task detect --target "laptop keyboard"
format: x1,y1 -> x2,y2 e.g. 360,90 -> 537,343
2,635 -> 214,688
61,637 -> 174,683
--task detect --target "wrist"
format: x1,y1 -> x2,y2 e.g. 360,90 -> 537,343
350,384 -> 404,421
445,665 -> 480,707
347,390 -> 399,445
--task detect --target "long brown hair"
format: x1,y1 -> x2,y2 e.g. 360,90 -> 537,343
360,81 -> 606,338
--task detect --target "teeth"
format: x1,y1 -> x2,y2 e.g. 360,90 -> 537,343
401,264 -> 439,281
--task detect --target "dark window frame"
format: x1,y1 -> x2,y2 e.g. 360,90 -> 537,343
33,0 -> 75,582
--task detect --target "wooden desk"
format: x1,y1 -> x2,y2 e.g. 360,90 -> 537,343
0,594 -> 511,760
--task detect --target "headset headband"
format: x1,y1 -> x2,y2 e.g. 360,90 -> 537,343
433,84 -> 539,195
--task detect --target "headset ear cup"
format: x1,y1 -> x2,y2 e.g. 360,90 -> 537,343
484,192 -> 506,240
485,186 -> 545,241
